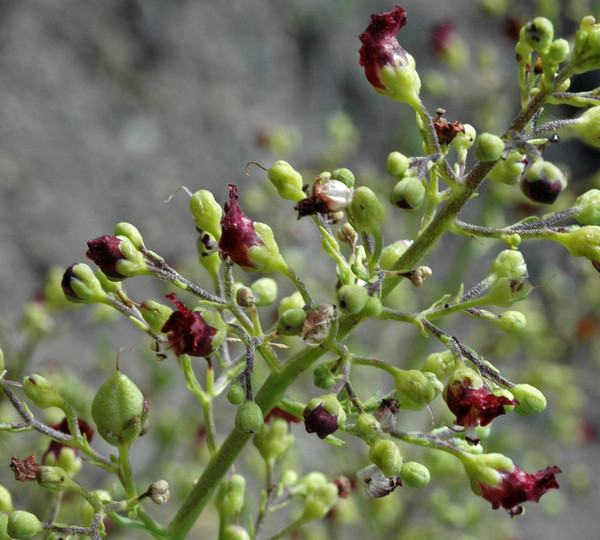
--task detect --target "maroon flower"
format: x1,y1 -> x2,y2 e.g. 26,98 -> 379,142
478,465 -> 561,516
304,404 -> 340,439
265,406 -> 301,424
218,184 -> 264,269
359,6 -> 408,92
61,264 -> 81,300
446,374 -> 518,444
86,235 -> 127,279
43,418 -> 94,463
161,293 -> 219,357
294,177 -> 354,219
431,22 -> 455,57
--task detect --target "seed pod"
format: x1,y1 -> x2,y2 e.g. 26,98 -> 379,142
227,383 -> 245,405
22,374 -> 65,410
6,511 -> 43,539
277,307 -> 307,336
400,461 -> 431,488
474,133 -> 505,162
234,400 -> 264,434
337,284 -> 368,315
368,438 -> 402,477
91,368 -> 146,446
350,187 -> 385,233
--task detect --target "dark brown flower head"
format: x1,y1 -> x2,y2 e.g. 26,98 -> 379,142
294,177 -> 354,219
445,376 -> 518,444
359,6 -> 408,92
433,114 -> 465,146
86,235 -> 127,279
43,418 -> 94,463
303,404 -> 340,439
161,293 -> 219,357
478,465 -> 561,516
11,454 -> 41,482
218,184 -> 263,269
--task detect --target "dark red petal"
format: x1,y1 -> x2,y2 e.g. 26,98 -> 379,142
86,236 -> 126,279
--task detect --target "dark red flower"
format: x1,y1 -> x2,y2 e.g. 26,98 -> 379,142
218,184 -> 263,269
478,465 -> 561,516
43,418 -> 94,463
431,22 -> 455,57
303,403 -> 342,439
161,293 -> 219,357
86,236 -> 126,279
446,376 -> 518,444
359,6 -> 408,92
61,264 -> 80,300
265,406 -> 301,424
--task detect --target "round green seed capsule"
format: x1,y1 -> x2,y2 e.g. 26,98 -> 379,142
386,151 -> 410,178
7,511 -> 43,539
234,400 -> 264,433
400,461 -> 431,488
337,284 -> 368,315
227,383 -> 245,405
474,133 -> 505,162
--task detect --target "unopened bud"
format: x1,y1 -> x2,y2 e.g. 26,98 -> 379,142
22,374 -> 64,410
61,263 -> 108,304
250,277 -> 278,307
489,250 -> 527,281
0,485 -> 13,513
227,383 -> 245,405
350,187 -> 385,233
393,369 -> 443,410
6,511 -> 43,539
267,161 -> 305,202
223,525 -> 251,540
337,284 -> 368,315
253,417 -> 294,464
277,307 -> 307,336
487,152 -> 527,185
522,17 -> 554,52
390,177 -> 425,211
215,473 -> 245,519
521,161 -> 567,204
474,133 -> 505,162
386,151 -> 410,178
400,461 -> 430,488
574,189 -> 600,225
114,222 -> 145,250
362,296 -> 383,318
368,439 -> 402,477
300,483 -> 339,522
331,167 -> 355,188
356,413 -> 381,438
422,350 -> 457,380
190,190 -> 223,240
493,311 -> 526,333
511,383 -> 547,416
380,240 -> 411,270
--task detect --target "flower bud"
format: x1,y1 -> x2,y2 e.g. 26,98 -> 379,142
250,277 -> 278,307
190,190 -> 222,240
91,368 -> 146,446
223,525 -> 251,540
6,511 -> 43,539
330,167 -> 355,188
572,16 -> 600,73
368,439 -> 402,477
546,38 -> 570,64
0,486 -> 13,513
574,189 -> 600,225
511,383 -> 547,416
380,240 -> 411,270
86,235 -> 149,280
474,133 -> 504,162
489,250 -> 527,281
277,307 -> 307,336
61,263 -> 109,304
451,124 -> 476,153
521,161 -> 567,204
350,187 -> 385,233
483,277 -> 533,307
386,151 -> 410,178
298,472 -> 327,494
400,461 -> 430,488
267,161 -> 305,202
253,417 -> 294,464
277,291 -> 304,316
521,17 -> 554,52
390,177 -> 425,211
235,400 -> 264,434
337,284 -> 368,315
422,350 -> 457,380
359,6 -> 421,108
37,465 -> 80,492
303,394 -> 346,439
22,375 -> 64,410
356,413 -> 381,438
227,383 -> 245,405
362,296 -> 383,318
554,225 -> 600,263
139,300 -> 173,335
43,446 -> 81,478
487,152 -> 527,185
493,311 -> 526,333
215,473 -> 245,519
114,222 -> 145,250
300,483 -> 339,522
393,369 -> 443,410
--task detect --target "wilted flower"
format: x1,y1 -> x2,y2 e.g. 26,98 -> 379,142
294,176 -> 354,219
161,293 -> 225,357
356,464 -> 401,498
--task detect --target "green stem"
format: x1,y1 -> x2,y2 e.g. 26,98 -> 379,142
117,444 -> 136,499
165,345 -> 326,540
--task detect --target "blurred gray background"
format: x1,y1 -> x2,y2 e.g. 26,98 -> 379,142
1,1 -> 599,539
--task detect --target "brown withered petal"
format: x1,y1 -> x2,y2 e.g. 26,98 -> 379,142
11,454 -> 41,482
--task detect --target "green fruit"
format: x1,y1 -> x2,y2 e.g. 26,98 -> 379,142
6,511 -> 43,539
227,383 -> 245,405
474,133 -> 504,162
234,401 -> 264,433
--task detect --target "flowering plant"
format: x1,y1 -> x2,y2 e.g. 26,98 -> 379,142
1,4 -> 600,539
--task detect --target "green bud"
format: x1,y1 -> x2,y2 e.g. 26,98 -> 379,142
349,187 -> 385,233
248,222 -> 289,274
489,249 -> 527,281
356,413 -> 380,438
522,17 -> 554,53
114,222 -> 145,250
234,400 -> 264,434
451,124 -> 476,153
368,439 -> 402,477
91,368 -> 146,446
267,161 -> 305,202
574,189 -> 600,225
400,461 -> 430,488
570,106 -> 600,148
21,302 -> 53,340
361,296 -> 382,318
546,38 -> 570,64
572,16 -> 600,73
337,284 -> 368,315
277,307 -> 307,336
393,369 -> 443,409
22,374 -> 64,410
37,466 -> 80,492
390,177 -> 426,211
331,167 -> 355,188
313,363 -> 335,390
277,291 -> 304,316
511,383 -> 547,416
62,263 -> 109,304
493,311 -> 526,333
0,513 -> 8,540
281,470 -> 299,488
223,525 -> 251,540
139,300 -> 173,335
190,190 -> 222,240
481,277 -> 533,308
422,350 -> 458,380
555,225 -> 600,263
227,383 -> 245,405
250,277 -> 278,307
215,473 -> 245,519
300,483 -> 339,522
6,511 -> 43,539
386,152 -> 410,178
376,53 -> 422,109
197,233 -> 221,277
380,240 -> 411,270
0,486 -> 13,513
253,417 -> 294,464
298,472 -> 327,493
474,133 -> 504,162
487,152 -> 526,185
